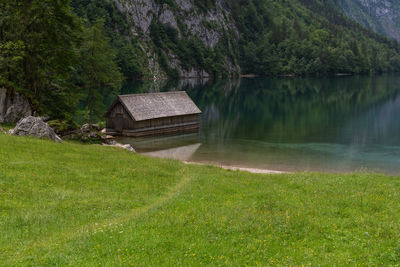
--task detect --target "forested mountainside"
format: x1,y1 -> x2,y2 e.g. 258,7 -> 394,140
231,0 -> 400,75
2,0 -> 400,122
338,0 -> 400,41
72,0 -> 400,79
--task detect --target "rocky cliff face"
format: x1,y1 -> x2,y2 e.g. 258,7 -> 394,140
0,88 -> 32,123
112,0 -> 239,79
339,0 -> 400,41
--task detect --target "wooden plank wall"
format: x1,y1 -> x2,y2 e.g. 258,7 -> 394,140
106,103 -> 199,134
133,114 -> 199,130
106,103 -> 134,130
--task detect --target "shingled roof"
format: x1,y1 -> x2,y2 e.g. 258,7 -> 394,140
106,91 -> 201,122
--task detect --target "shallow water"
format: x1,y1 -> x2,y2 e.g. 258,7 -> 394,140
116,75 -> 400,174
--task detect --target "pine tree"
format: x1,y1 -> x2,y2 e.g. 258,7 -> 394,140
78,19 -> 123,127
0,0 -> 81,117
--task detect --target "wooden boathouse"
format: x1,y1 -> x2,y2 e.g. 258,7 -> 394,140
104,91 -> 201,137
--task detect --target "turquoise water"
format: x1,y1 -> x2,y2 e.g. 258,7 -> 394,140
117,75 -> 400,174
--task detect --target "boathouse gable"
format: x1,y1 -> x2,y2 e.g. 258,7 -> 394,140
105,101 -> 134,132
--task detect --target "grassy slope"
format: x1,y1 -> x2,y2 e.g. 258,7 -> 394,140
1,133 -> 400,266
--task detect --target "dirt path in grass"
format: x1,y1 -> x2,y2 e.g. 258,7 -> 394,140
6,173 -> 193,263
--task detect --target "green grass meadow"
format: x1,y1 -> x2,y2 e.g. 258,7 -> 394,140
1,132 -> 400,266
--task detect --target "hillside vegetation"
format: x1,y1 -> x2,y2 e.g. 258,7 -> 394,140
72,0 -> 400,77
235,0 -> 400,75
1,133 -> 400,265
2,0 -> 400,121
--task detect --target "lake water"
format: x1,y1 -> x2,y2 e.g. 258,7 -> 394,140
115,75 -> 400,175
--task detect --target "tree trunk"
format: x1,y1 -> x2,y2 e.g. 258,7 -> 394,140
89,85 -> 93,128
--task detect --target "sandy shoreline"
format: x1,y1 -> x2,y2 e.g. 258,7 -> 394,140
183,161 -> 286,174
139,144 -> 287,174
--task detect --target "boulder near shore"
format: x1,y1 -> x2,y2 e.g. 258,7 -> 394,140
10,116 -> 62,142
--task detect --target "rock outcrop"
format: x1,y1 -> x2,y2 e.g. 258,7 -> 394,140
119,0 -> 233,48
61,123 -> 106,143
10,116 -> 62,142
79,124 -> 104,142
103,141 -> 136,153
116,143 -> 136,153
0,88 -> 32,123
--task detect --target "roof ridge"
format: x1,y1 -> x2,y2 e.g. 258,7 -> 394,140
119,91 -> 186,97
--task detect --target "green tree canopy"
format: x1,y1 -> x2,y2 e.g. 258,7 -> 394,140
0,0 -> 82,118
77,19 -> 123,126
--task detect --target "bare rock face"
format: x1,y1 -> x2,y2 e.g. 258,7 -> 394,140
0,88 -> 32,123
11,116 -> 62,142
117,0 -> 235,48
112,0 -> 240,78
340,0 -> 400,41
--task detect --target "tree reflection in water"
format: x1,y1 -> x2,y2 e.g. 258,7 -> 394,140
117,75 -> 400,174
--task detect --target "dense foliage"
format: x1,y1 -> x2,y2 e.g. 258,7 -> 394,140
0,0 -> 82,119
71,0 -> 149,80
77,19 -> 123,125
70,0 -> 400,80
143,0 -> 400,76
0,0 -> 124,123
233,0 -> 400,75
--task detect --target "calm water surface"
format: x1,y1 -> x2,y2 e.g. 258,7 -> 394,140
116,75 -> 400,174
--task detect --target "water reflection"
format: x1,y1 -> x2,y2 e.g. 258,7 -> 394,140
115,75 -> 400,174
118,134 -> 201,161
